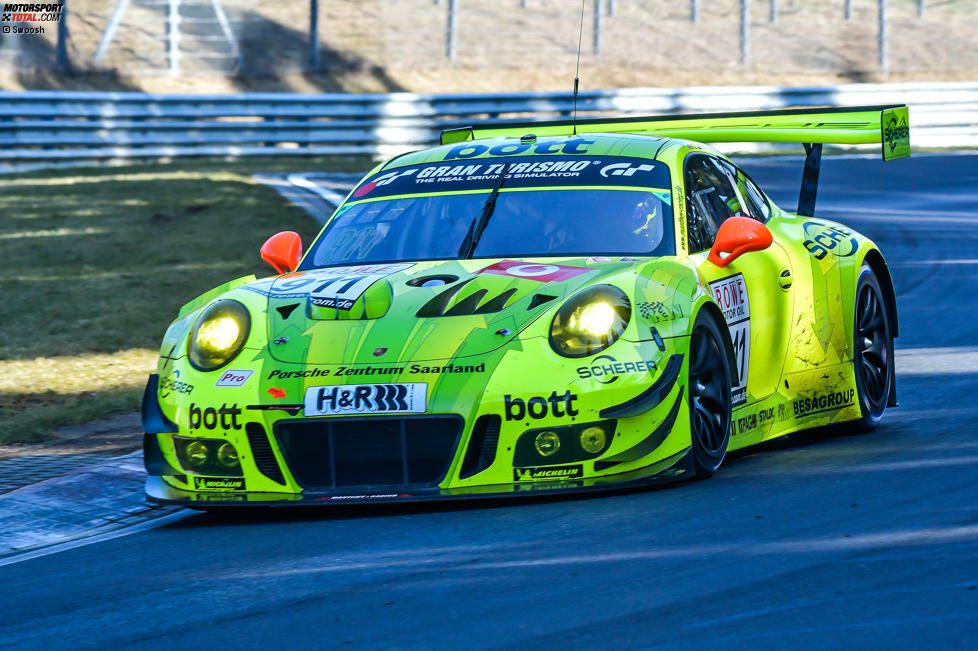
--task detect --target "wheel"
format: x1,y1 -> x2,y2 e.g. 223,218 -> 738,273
852,264 -> 893,431
689,309 -> 733,477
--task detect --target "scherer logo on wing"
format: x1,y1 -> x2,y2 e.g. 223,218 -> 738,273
576,355 -> 657,384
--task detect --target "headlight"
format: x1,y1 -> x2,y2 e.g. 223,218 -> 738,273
188,299 -> 251,371
173,436 -> 243,476
549,285 -> 631,358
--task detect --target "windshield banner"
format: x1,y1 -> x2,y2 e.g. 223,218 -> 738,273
350,156 -> 672,202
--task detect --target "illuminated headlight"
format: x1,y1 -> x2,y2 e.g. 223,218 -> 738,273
549,285 -> 631,358
188,299 -> 251,371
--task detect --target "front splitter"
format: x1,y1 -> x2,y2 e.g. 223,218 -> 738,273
146,449 -> 694,508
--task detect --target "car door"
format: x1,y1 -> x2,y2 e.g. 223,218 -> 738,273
683,153 -> 794,407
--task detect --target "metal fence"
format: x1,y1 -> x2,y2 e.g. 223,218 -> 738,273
0,1 -> 972,81
0,81 -> 974,163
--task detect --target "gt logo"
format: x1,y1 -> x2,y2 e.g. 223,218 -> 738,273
600,162 -> 655,178
353,169 -> 417,197
372,169 -> 417,186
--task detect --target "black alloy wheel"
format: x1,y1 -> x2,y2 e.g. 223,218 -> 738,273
689,311 -> 733,477
853,265 -> 893,430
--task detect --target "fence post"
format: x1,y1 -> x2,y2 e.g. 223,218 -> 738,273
94,0 -> 130,64
769,0 -> 777,23
741,0 -> 750,65
917,0 -> 925,17
56,0 -> 69,72
593,0 -> 602,55
608,0 -> 615,16
446,0 -> 457,62
691,0 -> 699,23
167,0 -> 180,74
309,0 -> 320,69
879,0 -> 887,75
845,0 -> 852,20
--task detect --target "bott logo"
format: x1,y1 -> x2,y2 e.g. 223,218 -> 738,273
189,403 -> 242,430
504,391 -> 579,421
444,139 -> 595,160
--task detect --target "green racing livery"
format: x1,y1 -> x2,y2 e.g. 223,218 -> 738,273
143,105 -> 908,506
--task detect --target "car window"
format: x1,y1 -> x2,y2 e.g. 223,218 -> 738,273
684,155 -> 746,253
733,167 -> 771,222
300,155 -> 676,268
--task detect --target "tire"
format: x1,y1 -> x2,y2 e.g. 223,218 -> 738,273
688,309 -> 733,477
852,264 -> 893,431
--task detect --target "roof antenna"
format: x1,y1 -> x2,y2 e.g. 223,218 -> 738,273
572,0 -> 585,136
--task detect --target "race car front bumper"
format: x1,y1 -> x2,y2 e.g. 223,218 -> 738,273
145,447 -> 694,508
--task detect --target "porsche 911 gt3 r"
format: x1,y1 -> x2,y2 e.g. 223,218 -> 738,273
143,105 -> 909,506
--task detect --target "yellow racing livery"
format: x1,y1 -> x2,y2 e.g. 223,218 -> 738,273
143,105 -> 908,506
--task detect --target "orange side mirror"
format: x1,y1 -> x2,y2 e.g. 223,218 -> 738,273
708,217 -> 773,268
260,231 -> 302,274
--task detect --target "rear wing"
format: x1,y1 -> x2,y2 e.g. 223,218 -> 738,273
441,105 -> 910,216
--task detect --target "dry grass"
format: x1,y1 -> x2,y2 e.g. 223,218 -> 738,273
0,156 -> 372,443
0,0 -> 973,94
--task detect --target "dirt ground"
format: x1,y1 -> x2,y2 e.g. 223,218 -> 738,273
1,0 -> 974,94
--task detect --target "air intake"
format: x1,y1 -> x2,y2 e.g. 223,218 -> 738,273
459,415 -> 501,479
417,281 -> 518,317
245,422 -> 286,485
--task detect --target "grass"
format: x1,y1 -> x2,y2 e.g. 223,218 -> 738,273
0,155 -> 372,444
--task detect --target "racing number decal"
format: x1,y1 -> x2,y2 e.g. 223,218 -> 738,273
307,263 -> 413,310
708,273 -> 750,406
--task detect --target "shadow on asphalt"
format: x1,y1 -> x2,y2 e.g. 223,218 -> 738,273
162,422 -> 873,528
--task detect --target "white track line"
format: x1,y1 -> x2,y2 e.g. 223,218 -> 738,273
286,173 -> 350,208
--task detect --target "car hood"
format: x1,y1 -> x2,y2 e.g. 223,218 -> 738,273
242,258 -> 637,365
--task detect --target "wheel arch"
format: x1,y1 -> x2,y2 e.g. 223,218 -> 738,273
861,248 -> 899,339
695,299 -> 738,385
859,248 -> 899,407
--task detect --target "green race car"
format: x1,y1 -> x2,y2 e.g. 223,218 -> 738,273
143,105 -> 909,506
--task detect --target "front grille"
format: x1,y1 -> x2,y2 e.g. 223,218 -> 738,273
274,416 -> 463,489
246,423 -> 286,485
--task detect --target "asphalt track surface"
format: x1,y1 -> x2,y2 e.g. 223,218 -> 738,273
2,154 -> 977,649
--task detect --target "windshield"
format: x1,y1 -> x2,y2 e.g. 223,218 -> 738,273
301,155 -> 674,269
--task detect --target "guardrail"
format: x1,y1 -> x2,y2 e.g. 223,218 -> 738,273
0,81 -> 975,162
